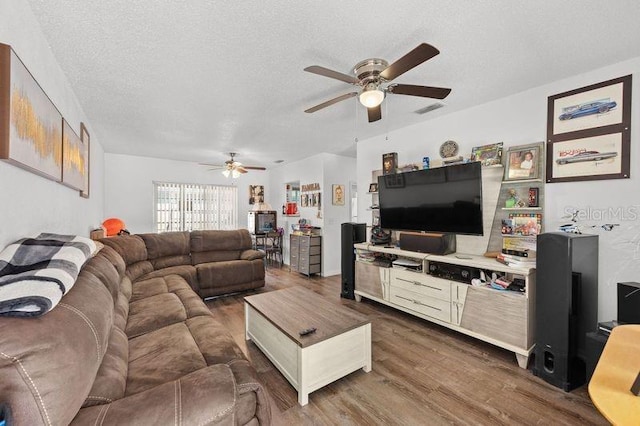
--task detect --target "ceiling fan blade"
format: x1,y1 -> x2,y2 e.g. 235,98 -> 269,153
199,162 -> 224,167
368,105 -> 382,123
305,92 -> 358,113
380,43 -> 440,81
243,166 -> 267,171
304,66 -> 360,85
388,84 -> 451,99
236,167 -> 248,174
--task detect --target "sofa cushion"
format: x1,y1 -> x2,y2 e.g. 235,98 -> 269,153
138,231 -> 191,270
126,293 -> 187,338
190,229 -> 252,253
136,264 -> 198,290
101,235 -> 148,266
126,322 -> 209,395
197,260 -> 263,290
83,326 -> 128,407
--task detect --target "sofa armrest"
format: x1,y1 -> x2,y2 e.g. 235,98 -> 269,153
71,365 -> 236,425
240,249 -> 265,261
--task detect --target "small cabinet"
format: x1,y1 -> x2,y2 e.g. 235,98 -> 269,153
290,235 -> 321,276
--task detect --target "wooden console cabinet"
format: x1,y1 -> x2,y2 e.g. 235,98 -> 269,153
354,243 -> 535,368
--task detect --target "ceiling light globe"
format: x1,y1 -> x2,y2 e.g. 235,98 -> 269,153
359,87 -> 385,108
231,169 -> 241,179
222,169 -> 230,178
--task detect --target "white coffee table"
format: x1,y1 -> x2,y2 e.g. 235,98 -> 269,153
244,286 -> 371,406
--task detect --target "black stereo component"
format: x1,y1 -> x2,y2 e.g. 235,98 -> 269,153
427,261 -> 480,284
399,232 -> 456,255
533,232 -> 598,392
341,223 -> 367,299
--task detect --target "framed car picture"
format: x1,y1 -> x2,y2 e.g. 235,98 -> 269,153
546,75 -> 632,183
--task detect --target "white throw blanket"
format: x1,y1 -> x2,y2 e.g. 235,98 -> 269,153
0,234 -> 98,317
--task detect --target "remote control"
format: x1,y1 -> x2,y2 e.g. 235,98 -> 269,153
299,327 -> 317,336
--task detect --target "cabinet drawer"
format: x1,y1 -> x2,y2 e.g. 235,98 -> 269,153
299,245 -> 321,256
390,286 -> 451,323
391,269 -> 450,302
299,263 -> 321,275
299,255 -> 321,267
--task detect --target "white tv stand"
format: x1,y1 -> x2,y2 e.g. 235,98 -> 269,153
354,243 -> 536,368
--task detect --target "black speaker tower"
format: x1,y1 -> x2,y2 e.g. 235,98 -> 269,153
341,223 -> 367,299
534,232 -> 598,391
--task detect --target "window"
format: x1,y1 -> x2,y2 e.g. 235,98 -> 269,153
154,182 -> 238,232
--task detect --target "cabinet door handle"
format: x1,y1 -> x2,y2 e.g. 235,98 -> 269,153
396,295 -> 442,311
397,277 -> 442,291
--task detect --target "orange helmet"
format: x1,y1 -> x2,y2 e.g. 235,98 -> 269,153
102,218 -> 125,237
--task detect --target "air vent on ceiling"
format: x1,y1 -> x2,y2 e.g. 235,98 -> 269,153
414,102 -> 444,115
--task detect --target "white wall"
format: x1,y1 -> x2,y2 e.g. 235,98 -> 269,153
0,0 -> 105,248
357,56 -> 640,321
104,153 -> 270,233
267,153 -> 356,276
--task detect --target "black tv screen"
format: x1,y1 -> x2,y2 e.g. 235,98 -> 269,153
377,162 -> 483,235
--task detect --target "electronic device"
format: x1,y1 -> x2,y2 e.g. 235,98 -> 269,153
618,282 -> 640,324
247,211 -> 277,235
340,223 -> 367,299
427,261 -> 480,284
392,258 -> 422,271
399,232 -> 456,255
299,327 -> 317,336
370,226 -> 391,245
533,232 -> 598,391
377,162 -> 483,235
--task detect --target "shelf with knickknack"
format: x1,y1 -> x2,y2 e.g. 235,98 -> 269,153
486,142 -> 546,258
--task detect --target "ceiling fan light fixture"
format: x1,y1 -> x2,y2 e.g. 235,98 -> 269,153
222,169 -> 230,178
231,169 -> 241,179
359,84 -> 385,108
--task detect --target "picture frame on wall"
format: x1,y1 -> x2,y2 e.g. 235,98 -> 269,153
249,185 -> 264,205
61,119 -> 86,191
504,142 -> 543,181
79,122 -> 90,198
0,43 -> 63,182
548,75 -> 631,138
546,74 -> 632,183
368,183 -> 378,193
332,184 -> 345,206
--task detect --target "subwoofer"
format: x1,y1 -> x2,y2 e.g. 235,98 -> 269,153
341,223 -> 367,299
533,232 -> 598,391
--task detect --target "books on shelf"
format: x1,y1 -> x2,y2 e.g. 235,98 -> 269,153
502,236 -> 537,258
496,252 -> 536,268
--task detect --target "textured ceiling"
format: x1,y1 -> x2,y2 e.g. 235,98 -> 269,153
26,0 -> 640,168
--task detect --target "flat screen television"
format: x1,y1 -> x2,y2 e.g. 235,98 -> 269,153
377,162 -> 483,235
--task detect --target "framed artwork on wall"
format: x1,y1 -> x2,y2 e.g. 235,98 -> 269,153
332,184 -> 345,206
249,185 -> 264,205
546,74 -> 631,183
79,122 -> 90,198
61,119 -> 86,191
504,142 -> 543,181
0,43 -> 63,182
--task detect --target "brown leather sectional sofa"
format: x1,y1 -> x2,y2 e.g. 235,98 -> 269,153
0,229 -> 271,425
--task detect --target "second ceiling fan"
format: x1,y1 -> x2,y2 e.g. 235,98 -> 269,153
304,43 -> 451,123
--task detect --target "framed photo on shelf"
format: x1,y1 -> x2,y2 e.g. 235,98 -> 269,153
504,142 -> 543,181
471,142 -> 503,166
368,183 -> 378,193
546,75 -> 631,183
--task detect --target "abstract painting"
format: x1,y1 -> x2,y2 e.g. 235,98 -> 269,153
61,119 -> 86,191
0,43 -> 62,181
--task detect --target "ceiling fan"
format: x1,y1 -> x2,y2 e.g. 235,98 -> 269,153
304,43 -> 451,123
200,152 -> 266,178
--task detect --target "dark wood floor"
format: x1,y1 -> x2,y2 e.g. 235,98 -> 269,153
205,268 -> 607,425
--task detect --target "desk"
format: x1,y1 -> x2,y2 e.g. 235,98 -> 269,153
589,325 -> 640,425
252,232 -> 283,267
